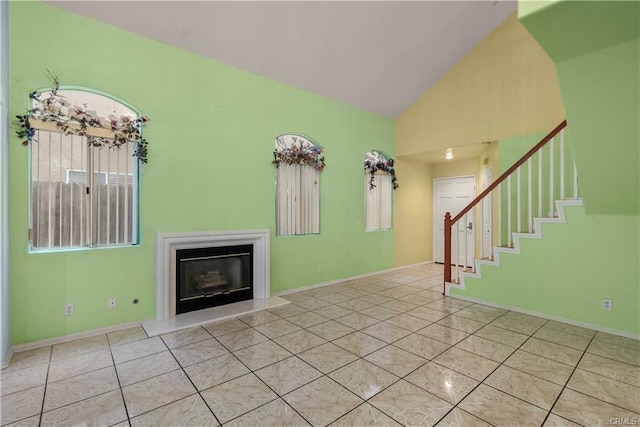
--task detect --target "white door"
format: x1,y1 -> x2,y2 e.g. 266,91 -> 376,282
434,176 -> 475,266
481,167 -> 493,259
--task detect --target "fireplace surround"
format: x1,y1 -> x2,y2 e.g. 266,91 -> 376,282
155,229 -> 270,321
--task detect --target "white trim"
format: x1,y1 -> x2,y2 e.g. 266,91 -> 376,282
9,320 -> 143,354
156,229 -> 270,321
447,293 -> 640,341
1,348 -> 13,369
275,260 -> 433,296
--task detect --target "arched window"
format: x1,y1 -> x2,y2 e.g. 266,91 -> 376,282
364,150 -> 397,231
27,88 -> 143,249
273,134 -> 324,236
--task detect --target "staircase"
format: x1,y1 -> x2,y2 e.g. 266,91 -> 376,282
443,120 -> 581,294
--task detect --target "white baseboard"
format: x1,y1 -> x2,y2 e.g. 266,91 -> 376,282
274,261 -> 433,296
448,293 -> 640,340
9,320 -> 145,355
2,348 -> 13,369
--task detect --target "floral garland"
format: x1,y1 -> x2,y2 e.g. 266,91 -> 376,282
273,136 -> 326,172
365,155 -> 399,190
14,75 -> 150,163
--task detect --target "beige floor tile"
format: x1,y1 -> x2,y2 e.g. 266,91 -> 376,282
129,394 -> 218,427
298,342 -> 359,374
294,297 -> 332,311
436,408 -> 492,427
107,327 -> 148,347
459,384 -> 547,426
306,320 -> 356,341
116,351 -> 180,387
286,312 -> 331,328
339,288 -> 374,299
1,347 -> 51,373
433,347 -> 499,381
51,335 -> 109,361
215,328 -> 268,351
183,353 -> 250,390
122,369 -> 197,418
200,373 -> 277,423
384,314 -> 432,332
40,389 -> 126,427
424,300 -> 467,315
436,316 -> 485,334
170,338 -> 229,367
315,292 -> 353,305
224,398 -> 310,427
335,312 -> 381,329
587,339 -> 640,366
474,324 -> 529,347
405,306 -> 449,322
503,350 -> 574,386
333,332 -> 387,357
330,403 -> 402,426
111,337 -> 167,364
254,319 -> 302,339
313,305 -> 354,319
405,362 -> 478,405
273,330 -> 327,354
202,318 -> 250,337
485,365 -> 562,410
380,300 -> 420,313
358,294 -> 394,305
233,341 -> 292,370
533,328 -> 592,351
578,352 -> 640,387
552,388 -> 640,426
416,324 -> 469,345
0,364 -> 48,396
3,415 -> 40,427
160,326 -> 212,349
454,307 -> 501,323
338,299 -> 376,312
454,335 -> 515,363
369,380 -> 452,426
364,346 -> 427,377
521,337 -> 583,366
284,377 -> 363,426
361,323 -> 412,343
567,369 -> 640,413
398,294 -> 436,306
541,321 -> 596,339
359,307 -> 400,321
328,359 -> 399,400
268,303 -> 308,318
593,332 -> 640,350
238,310 -> 282,326
47,349 -> 113,383
0,385 -> 45,425
489,316 -> 542,335
255,356 -> 323,395
393,334 -> 450,360
543,413 -> 583,426
43,366 -> 119,411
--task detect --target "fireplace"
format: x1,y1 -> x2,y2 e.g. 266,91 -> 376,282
154,230 -> 271,321
176,245 -> 253,314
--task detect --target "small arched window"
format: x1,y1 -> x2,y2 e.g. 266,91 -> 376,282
273,134 -> 324,236
27,88 -> 142,250
364,150 -> 397,231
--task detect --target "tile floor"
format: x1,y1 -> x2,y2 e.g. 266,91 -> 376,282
1,264 -> 639,426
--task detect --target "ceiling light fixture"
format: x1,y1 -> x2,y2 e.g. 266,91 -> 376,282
445,149 -> 454,160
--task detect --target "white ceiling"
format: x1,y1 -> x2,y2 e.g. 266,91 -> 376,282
49,1 -> 516,119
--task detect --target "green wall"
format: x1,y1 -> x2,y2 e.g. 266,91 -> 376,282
452,204 -> 640,335
520,0 -> 640,215
8,3 -> 395,344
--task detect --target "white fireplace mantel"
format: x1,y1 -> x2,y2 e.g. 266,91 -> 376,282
155,229 -> 271,321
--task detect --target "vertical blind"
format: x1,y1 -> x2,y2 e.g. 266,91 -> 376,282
276,163 -> 319,235
365,171 -> 393,230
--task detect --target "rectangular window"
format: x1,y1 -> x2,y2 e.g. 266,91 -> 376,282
30,129 -> 138,250
275,164 -> 319,236
365,171 -> 393,231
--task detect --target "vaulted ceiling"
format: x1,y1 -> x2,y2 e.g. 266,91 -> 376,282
49,1 -> 516,118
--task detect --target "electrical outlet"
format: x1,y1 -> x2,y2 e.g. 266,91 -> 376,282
318,264 -> 323,273
64,303 -> 74,316
602,298 -> 612,310
108,297 -> 117,309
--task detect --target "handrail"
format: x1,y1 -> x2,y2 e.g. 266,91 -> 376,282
444,120 -> 567,285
